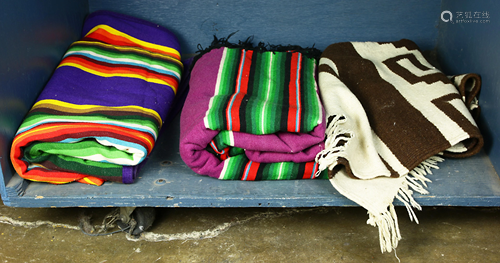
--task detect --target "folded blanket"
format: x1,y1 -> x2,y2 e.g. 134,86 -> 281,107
180,39 -> 327,180
10,11 -> 183,185
315,39 -> 483,252
449,73 -> 482,120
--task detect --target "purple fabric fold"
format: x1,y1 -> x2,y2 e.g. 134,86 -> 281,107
179,44 -> 326,180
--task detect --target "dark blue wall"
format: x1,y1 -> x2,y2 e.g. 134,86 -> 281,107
0,0 -> 88,194
89,0 -> 441,55
437,0 -> 500,173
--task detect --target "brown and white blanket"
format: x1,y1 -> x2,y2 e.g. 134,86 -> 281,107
315,39 -> 483,253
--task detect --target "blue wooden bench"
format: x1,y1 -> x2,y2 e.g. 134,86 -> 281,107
1,0 -> 499,208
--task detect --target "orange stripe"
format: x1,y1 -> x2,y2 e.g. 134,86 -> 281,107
59,56 -> 178,88
20,168 -> 88,183
78,177 -> 105,186
13,123 -> 154,153
11,123 -> 154,181
87,28 -> 180,59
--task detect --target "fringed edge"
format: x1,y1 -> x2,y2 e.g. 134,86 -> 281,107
314,115 -> 352,177
367,204 -> 401,253
369,155 -> 445,253
191,32 -> 322,70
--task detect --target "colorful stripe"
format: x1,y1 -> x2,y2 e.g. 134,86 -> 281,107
58,25 -> 182,94
85,25 -> 181,59
10,19 -> 182,185
218,155 -> 327,180
204,47 -> 321,135
199,47 -> 324,181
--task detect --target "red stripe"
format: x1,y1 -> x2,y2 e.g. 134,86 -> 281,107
243,161 -> 260,181
238,50 -> 253,94
287,52 -> 299,132
21,168 -> 91,183
228,93 -> 243,131
303,162 -> 315,179
13,123 -> 155,154
86,28 -> 180,59
296,54 -> 302,132
226,50 -> 253,132
61,55 -> 178,87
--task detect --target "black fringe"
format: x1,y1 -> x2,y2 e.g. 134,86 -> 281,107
190,32 -> 322,70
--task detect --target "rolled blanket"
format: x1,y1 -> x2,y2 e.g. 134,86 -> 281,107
180,38 -> 327,180
315,39 -> 483,253
10,11 -> 183,185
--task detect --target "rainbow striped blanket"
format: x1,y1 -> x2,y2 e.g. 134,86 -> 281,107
180,39 -> 327,180
10,11 -> 183,185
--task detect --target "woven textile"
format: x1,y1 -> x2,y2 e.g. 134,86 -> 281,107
10,11 -> 183,185
180,42 -> 327,180
315,39 -> 483,252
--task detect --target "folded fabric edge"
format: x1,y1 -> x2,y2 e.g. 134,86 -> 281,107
191,33 -> 323,71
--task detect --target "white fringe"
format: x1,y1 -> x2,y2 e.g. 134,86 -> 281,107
367,203 -> 401,253
369,155 -> 445,253
315,113 -> 446,253
314,115 -> 352,177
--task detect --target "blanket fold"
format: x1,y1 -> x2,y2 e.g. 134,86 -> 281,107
315,39 -> 483,253
180,38 -> 327,180
10,10 -> 183,185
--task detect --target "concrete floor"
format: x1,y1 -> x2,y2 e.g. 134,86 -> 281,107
0,203 -> 499,262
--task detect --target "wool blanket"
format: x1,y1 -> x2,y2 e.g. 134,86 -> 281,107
315,39 -> 483,253
10,11 -> 183,185
449,73 -> 482,121
180,40 -> 327,180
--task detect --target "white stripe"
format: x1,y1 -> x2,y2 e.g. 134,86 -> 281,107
278,162 -> 284,180
20,118 -> 157,139
65,50 -> 181,79
204,47 -> 228,128
351,42 -> 473,146
218,159 -> 230,179
228,131 -> 235,146
295,53 -> 301,132
261,53 -> 273,134
313,63 -> 323,125
319,57 -> 339,76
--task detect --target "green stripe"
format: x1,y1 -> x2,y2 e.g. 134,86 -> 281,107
69,43 -> 182,73
221,154 -> 246,180
270,51 -> 285,134
258,52 -> 271,134
206,48 -> 237,129
306,57 -> 321,130
24,144 -> 123,178
205,49 -> 322,135
27,140 -> 136,162
218,153 -> 327,180
21,112 -> 159,136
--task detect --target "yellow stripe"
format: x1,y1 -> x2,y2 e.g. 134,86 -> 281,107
13,125 -> 60,144
136,133 -> 154,152
85,25 -> 180,59
15,107 -> 155,151
57,62 -> 177,94
73,40 -> 183,65
33,99 -> 162,125
82,177 -> 100,186
24,177 -> 71,184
